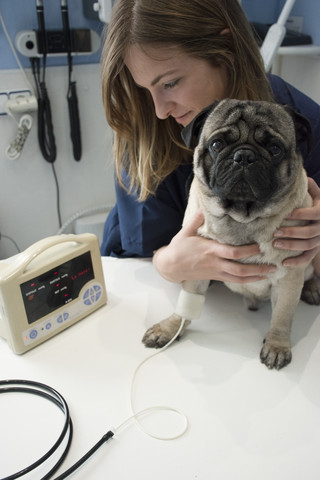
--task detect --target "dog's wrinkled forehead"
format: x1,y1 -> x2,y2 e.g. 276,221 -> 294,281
200,99 -> 294,144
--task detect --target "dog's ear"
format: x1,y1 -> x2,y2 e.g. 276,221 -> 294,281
284,105 -> 313,152
181,101 -> 220,148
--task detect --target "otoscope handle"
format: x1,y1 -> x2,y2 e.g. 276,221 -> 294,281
68,82 -> 82,161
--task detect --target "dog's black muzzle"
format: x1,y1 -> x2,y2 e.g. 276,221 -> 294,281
211,146 -> 275,213
232,147 -> 257,166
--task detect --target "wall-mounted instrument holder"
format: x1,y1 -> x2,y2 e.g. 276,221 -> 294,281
15,28 -> 100,57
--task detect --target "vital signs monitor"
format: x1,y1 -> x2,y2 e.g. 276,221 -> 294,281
0,233 -> 107,354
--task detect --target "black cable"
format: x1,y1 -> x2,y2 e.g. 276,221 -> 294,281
30,57 -> 61,228
0,379 -> 72,480
37,79 -> 57,163
0,379 -> 114,480
53,431 -> 114,480
31,58 -> 61,228
31,1 -> 57,164
61,0 -> 82,161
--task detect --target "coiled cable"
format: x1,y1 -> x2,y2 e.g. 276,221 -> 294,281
5,114 -> 33,161
31,57 -> 57,164
0,379 -> 73,480
0,379 -> 114,480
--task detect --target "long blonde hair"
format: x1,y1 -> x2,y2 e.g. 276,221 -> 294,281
101,0 -> 274,201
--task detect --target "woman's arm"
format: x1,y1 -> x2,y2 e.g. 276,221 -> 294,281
153,209 -> 277,284
101,165 -> 191,257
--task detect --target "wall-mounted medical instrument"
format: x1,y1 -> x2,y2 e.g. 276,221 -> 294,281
15,27 -> 100,58
15,0 -> 100,162
15,2 -> 100,58
0,233 -> 107,354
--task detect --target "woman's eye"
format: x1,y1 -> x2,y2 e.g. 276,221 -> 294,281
164,79 -> 179,89
209,139 -> 225,152
268,144 -> 282,156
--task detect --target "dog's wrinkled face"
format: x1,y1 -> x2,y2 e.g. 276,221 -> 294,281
194,99 -> 306,219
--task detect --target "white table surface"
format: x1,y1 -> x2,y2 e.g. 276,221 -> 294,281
1,256 -> 320,479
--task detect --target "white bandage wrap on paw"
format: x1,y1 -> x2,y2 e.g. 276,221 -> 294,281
175,290 -> 205,320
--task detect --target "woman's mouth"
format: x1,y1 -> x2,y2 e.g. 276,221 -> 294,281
173,112 -> 191,126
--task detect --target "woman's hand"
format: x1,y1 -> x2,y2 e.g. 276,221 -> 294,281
273,178 -> 320,269
153,178 -> 320,284
153,209 -> 276,284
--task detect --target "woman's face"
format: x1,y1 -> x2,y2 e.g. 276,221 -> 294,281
125,44 -> 229,127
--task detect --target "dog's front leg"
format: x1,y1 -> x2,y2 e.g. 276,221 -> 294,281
142,280 -> 209,348
260,269 -> 305,370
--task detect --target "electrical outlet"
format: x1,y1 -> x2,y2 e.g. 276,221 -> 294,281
6,95 -> 38,114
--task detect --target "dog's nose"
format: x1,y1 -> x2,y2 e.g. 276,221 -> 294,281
233,148 -> 256,165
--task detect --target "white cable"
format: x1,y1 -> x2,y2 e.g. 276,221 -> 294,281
56,205 -> 112,235
0,8 -> 35,95
117,318 -> 189,441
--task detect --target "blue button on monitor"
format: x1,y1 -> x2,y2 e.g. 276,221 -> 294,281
83,284 -> 102,306
30,329 -> 38,339
83,289 -> 90,299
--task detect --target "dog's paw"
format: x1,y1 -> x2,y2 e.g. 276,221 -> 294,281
301,275 -> 320,305
260,339 -> 292,370
142,314 -> 190,349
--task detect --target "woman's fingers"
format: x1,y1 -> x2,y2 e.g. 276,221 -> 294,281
274,233 -> 320,252
282,247 -> 319,268
285,178 -> 320,221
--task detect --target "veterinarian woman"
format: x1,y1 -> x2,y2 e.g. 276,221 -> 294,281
100,0 -> 320,285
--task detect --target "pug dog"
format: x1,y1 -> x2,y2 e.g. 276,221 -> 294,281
142,99 -> 320,370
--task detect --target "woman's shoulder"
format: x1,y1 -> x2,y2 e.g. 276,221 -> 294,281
268,73 -> 320,119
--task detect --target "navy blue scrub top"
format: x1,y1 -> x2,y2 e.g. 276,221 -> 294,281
101,74 -> 320,258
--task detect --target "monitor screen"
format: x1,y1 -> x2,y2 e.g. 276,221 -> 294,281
20,251 -> 94,324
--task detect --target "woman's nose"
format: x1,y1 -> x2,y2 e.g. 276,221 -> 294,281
152,92 -> 173,120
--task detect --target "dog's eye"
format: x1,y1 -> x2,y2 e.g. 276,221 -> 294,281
209,139 -> 225,153
268,144 -> 282,157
